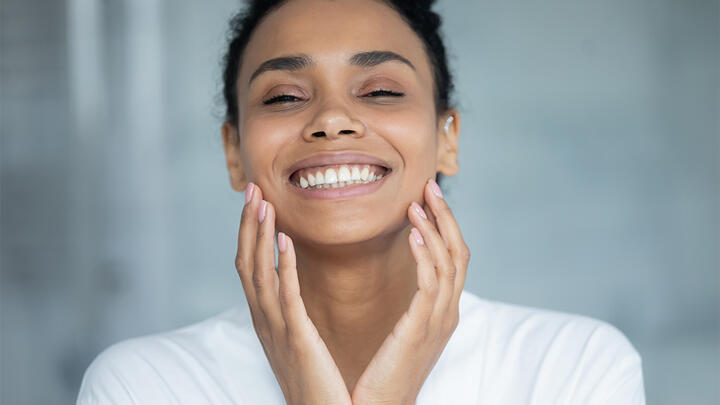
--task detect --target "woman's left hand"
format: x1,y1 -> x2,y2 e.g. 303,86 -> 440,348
351,178 -> 471,405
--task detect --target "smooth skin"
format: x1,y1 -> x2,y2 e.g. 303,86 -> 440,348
237,184 -> 352,404
221,0 -> 468,403
237,180 -> 469,404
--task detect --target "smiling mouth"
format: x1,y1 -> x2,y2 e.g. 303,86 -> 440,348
289,163 -> 391,190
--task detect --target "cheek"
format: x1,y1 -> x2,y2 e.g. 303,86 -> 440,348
367,107 -> 437,176
363,108 -> 437,218
240,117 -> 295,189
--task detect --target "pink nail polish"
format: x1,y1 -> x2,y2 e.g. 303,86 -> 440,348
245,182 -> 255,204
429,179 -> 443,199
411,227 -> 424,245
412,201 -> 428,219
258,200 -> 267,223
277,232 -> 287,252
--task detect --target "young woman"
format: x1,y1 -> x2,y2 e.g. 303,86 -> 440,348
77,1 -> 646,404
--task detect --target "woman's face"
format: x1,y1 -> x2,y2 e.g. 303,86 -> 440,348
223,0 -> 459,246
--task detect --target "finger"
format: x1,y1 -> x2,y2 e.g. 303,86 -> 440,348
424,179 -> 470,304
277,233 -> 311,336
236,183 -> 261,312
406,226 -> 437,324
422,201 -> 439,232
253,200 -> 286,333
237,183 -> 273,337
409,201 -> 456,307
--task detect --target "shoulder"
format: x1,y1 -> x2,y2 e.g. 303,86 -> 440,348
454,290 -> 645,404
458,289 -> 641,361
76,305 -> 262,405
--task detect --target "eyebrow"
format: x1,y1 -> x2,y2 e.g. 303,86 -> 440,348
248,50 -> 416,85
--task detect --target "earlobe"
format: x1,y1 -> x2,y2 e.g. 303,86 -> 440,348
436,110 -> 460,176
221,122 -> 248,192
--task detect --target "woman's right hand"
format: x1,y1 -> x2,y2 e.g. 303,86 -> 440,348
235,182 -> 352,405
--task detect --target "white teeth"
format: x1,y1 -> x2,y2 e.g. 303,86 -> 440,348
294,164 -> 388,189
325,168 -> 338,184
338,166 -> 351,183
360,166 -> 369,181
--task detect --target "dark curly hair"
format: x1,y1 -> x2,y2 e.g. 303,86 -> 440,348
220,0 -> 456,186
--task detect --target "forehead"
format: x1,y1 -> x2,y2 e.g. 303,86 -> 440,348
239,0 -> 432,86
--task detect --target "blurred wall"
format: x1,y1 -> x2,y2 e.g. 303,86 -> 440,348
1,0 -> 718,404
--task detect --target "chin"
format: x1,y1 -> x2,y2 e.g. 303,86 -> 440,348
286,212 -> 409,249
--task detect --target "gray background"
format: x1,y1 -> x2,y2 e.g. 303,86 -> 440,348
1,0 -> 718,403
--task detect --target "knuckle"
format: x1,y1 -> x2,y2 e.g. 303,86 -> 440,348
279,286 -> 297,306
449,310 -> 460,330
437,308 -> 458,332
418,276 -> 431,292
235,254 -> 247,271
459,245 -> 471,263
443,263 -> 457,280
257,228 -> 266,240
446,316 -> 460,332
424,279 -> 439,297
252,269 -> 269,289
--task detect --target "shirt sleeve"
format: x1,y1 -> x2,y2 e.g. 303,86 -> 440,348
75,339 -> 179,405
570,322 -> 646,405
76,343 -> 141,405
598,359 -> 646,405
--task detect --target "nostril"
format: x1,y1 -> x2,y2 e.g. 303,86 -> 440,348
339,130 -> 354,134
312,131 -> 326,137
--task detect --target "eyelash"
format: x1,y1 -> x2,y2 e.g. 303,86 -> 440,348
262,89 -> 404,105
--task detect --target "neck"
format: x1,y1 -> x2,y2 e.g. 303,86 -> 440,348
293,223 -> 417,384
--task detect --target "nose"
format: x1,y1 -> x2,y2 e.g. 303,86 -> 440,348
302,102 -> 366,141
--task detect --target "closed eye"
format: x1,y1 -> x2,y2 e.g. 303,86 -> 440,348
263,89 -> 404,105
364,89 -> 404,97
263,94 -> 301,105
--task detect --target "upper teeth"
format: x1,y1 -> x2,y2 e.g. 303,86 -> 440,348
294,164 -> 386,189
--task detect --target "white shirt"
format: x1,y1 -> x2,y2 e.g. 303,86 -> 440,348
77,290 -> 645,404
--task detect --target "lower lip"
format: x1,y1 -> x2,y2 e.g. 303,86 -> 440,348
287,173 -> 390,200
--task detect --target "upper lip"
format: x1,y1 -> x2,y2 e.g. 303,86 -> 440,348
285,151 -> 392,179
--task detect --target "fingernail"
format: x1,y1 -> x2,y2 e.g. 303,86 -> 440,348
429,179 -> 443,199
411,201 -> 427,219
245,182 -> 255,204
411,227 -> 424,245
277,232 -> 287,252
258,200 -> 267,223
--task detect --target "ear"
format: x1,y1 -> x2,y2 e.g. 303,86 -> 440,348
436,109 -> 460,176
221,121 -> 249,192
